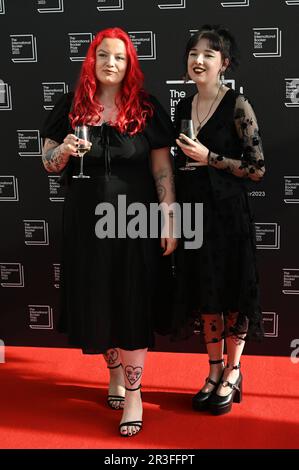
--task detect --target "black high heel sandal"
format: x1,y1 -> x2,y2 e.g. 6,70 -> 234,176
209,363 -> 242,415
107,363 -> 125,410
192,359 -> 225,411
119,385 -> 143,437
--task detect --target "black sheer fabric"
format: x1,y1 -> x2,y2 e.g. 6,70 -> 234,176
208,94 -> 265,181
41,93 -> 175,353
172,88 -> 265,342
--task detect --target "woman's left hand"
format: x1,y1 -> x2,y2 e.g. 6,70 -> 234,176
176,133 -> 209,165
161,237 -> 178,256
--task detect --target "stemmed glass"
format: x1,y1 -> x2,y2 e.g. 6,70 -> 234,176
72,125 -> 91,179
178,119 -> 196,171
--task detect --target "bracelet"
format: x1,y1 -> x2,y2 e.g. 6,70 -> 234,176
207,149 -> 211,165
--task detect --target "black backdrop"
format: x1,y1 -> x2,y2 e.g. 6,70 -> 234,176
1,0 -> 298,357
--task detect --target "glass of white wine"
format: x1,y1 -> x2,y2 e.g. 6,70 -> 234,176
178,119 -> 196,171
72,125 -> 91,179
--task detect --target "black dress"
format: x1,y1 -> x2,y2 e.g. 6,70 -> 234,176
173,88 -> 265,342
41,93 -> 175,353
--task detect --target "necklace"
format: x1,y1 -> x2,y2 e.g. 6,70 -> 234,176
196,84 -> 223,132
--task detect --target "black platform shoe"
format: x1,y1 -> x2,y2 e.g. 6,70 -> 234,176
209,363 -> 242,416
192,359 -> 224,411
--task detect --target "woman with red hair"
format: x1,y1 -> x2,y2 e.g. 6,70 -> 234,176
41,27 -> 176,437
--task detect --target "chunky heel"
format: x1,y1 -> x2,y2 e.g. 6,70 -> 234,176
209,363 -> 242,415
233,378 -> 242,403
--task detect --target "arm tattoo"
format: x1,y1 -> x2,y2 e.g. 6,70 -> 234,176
154,169 -> 168,202
42,143 -> 68,173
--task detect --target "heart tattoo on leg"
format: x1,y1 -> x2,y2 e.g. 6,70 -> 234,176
125,365 -> 142,386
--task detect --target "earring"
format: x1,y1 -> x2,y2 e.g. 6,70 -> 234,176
220,71 -> 225,85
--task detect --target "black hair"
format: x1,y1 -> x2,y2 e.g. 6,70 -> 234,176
184,24 -> 240,72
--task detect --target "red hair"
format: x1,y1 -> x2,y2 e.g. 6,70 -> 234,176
70,27 -> 153,135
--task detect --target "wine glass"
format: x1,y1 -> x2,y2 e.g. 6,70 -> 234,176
178,119 -> 196,171
72,125 -> 91,179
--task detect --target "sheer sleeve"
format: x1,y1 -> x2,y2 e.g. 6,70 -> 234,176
208,94 -> 265,182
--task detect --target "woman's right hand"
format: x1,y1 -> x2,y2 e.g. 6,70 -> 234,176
59,134 -> 80,157
60,133 -> 92,158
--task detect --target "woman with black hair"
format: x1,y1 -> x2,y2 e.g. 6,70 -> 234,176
173,25 -> 265,415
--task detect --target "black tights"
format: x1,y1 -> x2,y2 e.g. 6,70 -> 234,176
201,312 -> 248,346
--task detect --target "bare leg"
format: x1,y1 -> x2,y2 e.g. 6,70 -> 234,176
216,312 -> 247,397
119,348 -> 147,436
200,314 -> 225,393
103,348 -> 125,409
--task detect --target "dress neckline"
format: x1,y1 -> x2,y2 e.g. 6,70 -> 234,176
190,87 -> 233,135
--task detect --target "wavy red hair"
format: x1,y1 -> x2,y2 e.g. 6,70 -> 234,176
69,27 -> 153,135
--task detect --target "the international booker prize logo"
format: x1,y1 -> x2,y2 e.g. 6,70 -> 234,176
36,0 -> 64,13
255,223 -> 280,250
157,0 -> 186,9
29,305 -> 53,329
48,175 -> 65,202
253,27 -> 282,58
284,176 -> 299,203
17,130 -> 42,157
0,176 -> 19,201
10,34 -> 38,63
42,82 -> 68,110
0,0 -> 5,14
0,81 -> 12,110
165,78 -> 243,162
53,263 -> 60,288
282,269 -> 299,295
221,0 -> 249,7
0,263 -> 25,287
262,312 -> 279,338
68,33 -> 93,62
285,79 -> 299,107
23,220 -> 49,245
96,0 -> 125,11
166,78 -> 242,123
128,32 -> 156,60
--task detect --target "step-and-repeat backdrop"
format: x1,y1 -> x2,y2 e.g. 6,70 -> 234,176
1,0 -> 298,357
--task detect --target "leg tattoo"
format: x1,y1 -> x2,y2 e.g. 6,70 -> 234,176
104,348 -> 119,367
125,365 -> 143,386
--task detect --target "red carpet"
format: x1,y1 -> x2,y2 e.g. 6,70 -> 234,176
0,347 -> 298,449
